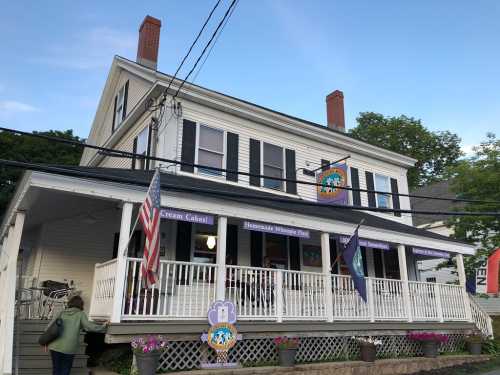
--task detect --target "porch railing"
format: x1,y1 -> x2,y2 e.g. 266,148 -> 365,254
470,294 -> 494,337
89,259 -> 118,319
89,260 -> 484,330
121,258 -> 217,320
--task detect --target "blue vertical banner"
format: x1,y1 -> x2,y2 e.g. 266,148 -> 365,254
317,164 -> 348,205
342,229 -> 367,302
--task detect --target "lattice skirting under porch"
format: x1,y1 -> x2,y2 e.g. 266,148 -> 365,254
158,333 -> 466,372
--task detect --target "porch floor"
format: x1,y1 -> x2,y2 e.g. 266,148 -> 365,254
104,320 -> 477,343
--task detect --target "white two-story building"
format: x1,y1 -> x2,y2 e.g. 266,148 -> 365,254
0,15 -> 492,374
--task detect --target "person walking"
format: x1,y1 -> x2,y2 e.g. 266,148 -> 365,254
45,295 -> 108,375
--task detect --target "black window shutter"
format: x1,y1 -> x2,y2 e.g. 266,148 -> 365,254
360,247 -> 368,276
122,80 -> 129,120
250,231 -> 263,267
131,137 -> 138,170
350,167 -> 361,206
285,149 -> 297,194
365,171 -> 376,208
373,249 -> 384,278
249,139 -> 261,186
289,237 -> 300,271
112,233 -> 119,259
181,120 -> 197,172
390,178 -> 401,217
227,224 -> 238,265
112,96 -> 118,132
329,239 -> 338,274
226,132 -> 239,182
321,159 -> 330,171
146,125 -> 153,170
175,222 -> 192,262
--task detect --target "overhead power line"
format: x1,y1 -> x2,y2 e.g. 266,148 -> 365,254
173,0 -> 239,100
159,0 -> 224,105
1,158 -> 498,218
1,126 -> 499,206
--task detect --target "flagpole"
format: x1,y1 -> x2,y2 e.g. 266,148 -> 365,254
331,218 -> 365,270
121,168 -> 161,257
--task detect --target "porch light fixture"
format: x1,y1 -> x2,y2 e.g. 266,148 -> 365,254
206,235 -> 216,250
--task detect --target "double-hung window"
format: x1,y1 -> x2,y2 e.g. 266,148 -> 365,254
113,81 -> 129,131
136,127 -> 149,170
197,125 -> 224,175
263,143 -> 284,190
375,174 -> 391,208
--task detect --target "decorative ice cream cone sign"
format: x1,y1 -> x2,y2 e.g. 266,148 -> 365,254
200,300 -> 242,369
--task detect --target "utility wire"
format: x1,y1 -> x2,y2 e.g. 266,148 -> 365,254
1,126 -> 499,206
191,0 -> 240,84
173,0 -> 239,100
151,0 -> 223,110
1,158 -> 498,218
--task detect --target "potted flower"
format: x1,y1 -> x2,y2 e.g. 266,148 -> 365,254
407,332 -> 448,358
274,336 -> 300,366
465,334 -> 484,355
131,335 -> 168,375
352,336 -> 382,362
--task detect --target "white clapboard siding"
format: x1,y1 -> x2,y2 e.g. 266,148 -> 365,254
33,211 -> 118,311
173,100 -> 412,225
81,69 -> 152,166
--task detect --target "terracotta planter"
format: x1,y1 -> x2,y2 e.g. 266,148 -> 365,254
359,343 -> 376,362
467,341 -> 482,355
421,341 -> 439,358
135,351 -> 160,375
278,348 -> 297,366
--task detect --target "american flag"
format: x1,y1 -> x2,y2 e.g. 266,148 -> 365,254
139,169 -> 161,288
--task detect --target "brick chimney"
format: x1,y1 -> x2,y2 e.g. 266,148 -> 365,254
136,15 -> 162,70
326,90 -> 345,131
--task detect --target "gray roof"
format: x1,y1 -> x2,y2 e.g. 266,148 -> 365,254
40,165 -> 469,247
410,180 -> 463,226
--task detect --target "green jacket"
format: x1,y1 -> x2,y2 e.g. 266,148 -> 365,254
48,307 -> 107,354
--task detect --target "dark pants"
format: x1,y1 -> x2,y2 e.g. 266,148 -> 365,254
50,350 -> 74,375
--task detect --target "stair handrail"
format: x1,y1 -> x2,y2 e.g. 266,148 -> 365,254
469,293 -> 494,338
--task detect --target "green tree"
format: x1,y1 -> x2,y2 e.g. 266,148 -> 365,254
0,130 -> 83,217
447,133 -> 500,274
349,112 -> 462,189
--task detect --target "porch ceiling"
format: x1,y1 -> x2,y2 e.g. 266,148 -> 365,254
18,187 -> 119,232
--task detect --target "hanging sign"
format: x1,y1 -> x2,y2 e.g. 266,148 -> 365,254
317,164 -> 348,205
339,235 -> 390,250
412,247 -> 451,259
200,301 -> 241,369
160,208 -> 214,225
243,221 -> 310,239
475,257 -> 488,294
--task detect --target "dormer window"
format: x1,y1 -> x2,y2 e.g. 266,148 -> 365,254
112,81 -> 129,132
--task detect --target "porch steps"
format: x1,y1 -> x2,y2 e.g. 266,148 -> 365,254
14,319 -> 89,375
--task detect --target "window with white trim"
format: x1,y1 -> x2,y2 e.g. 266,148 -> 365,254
136,127 -> 149,170
375,174 -> 391,208
114,86 -> 125,129
263,142 -> 284,190
197,124 -> 224,176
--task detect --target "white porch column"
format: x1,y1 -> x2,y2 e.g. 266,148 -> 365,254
321,232 -> 334,322
1,211 -> 25,375
456,254 -> 467,287
0,227 -> 13,375
455,253 -> 473,321
110,202 -> 133,323
397,244 -> 413,322
215,216 -> 228,301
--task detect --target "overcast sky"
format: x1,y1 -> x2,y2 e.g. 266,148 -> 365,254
1,0 -> 499,153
